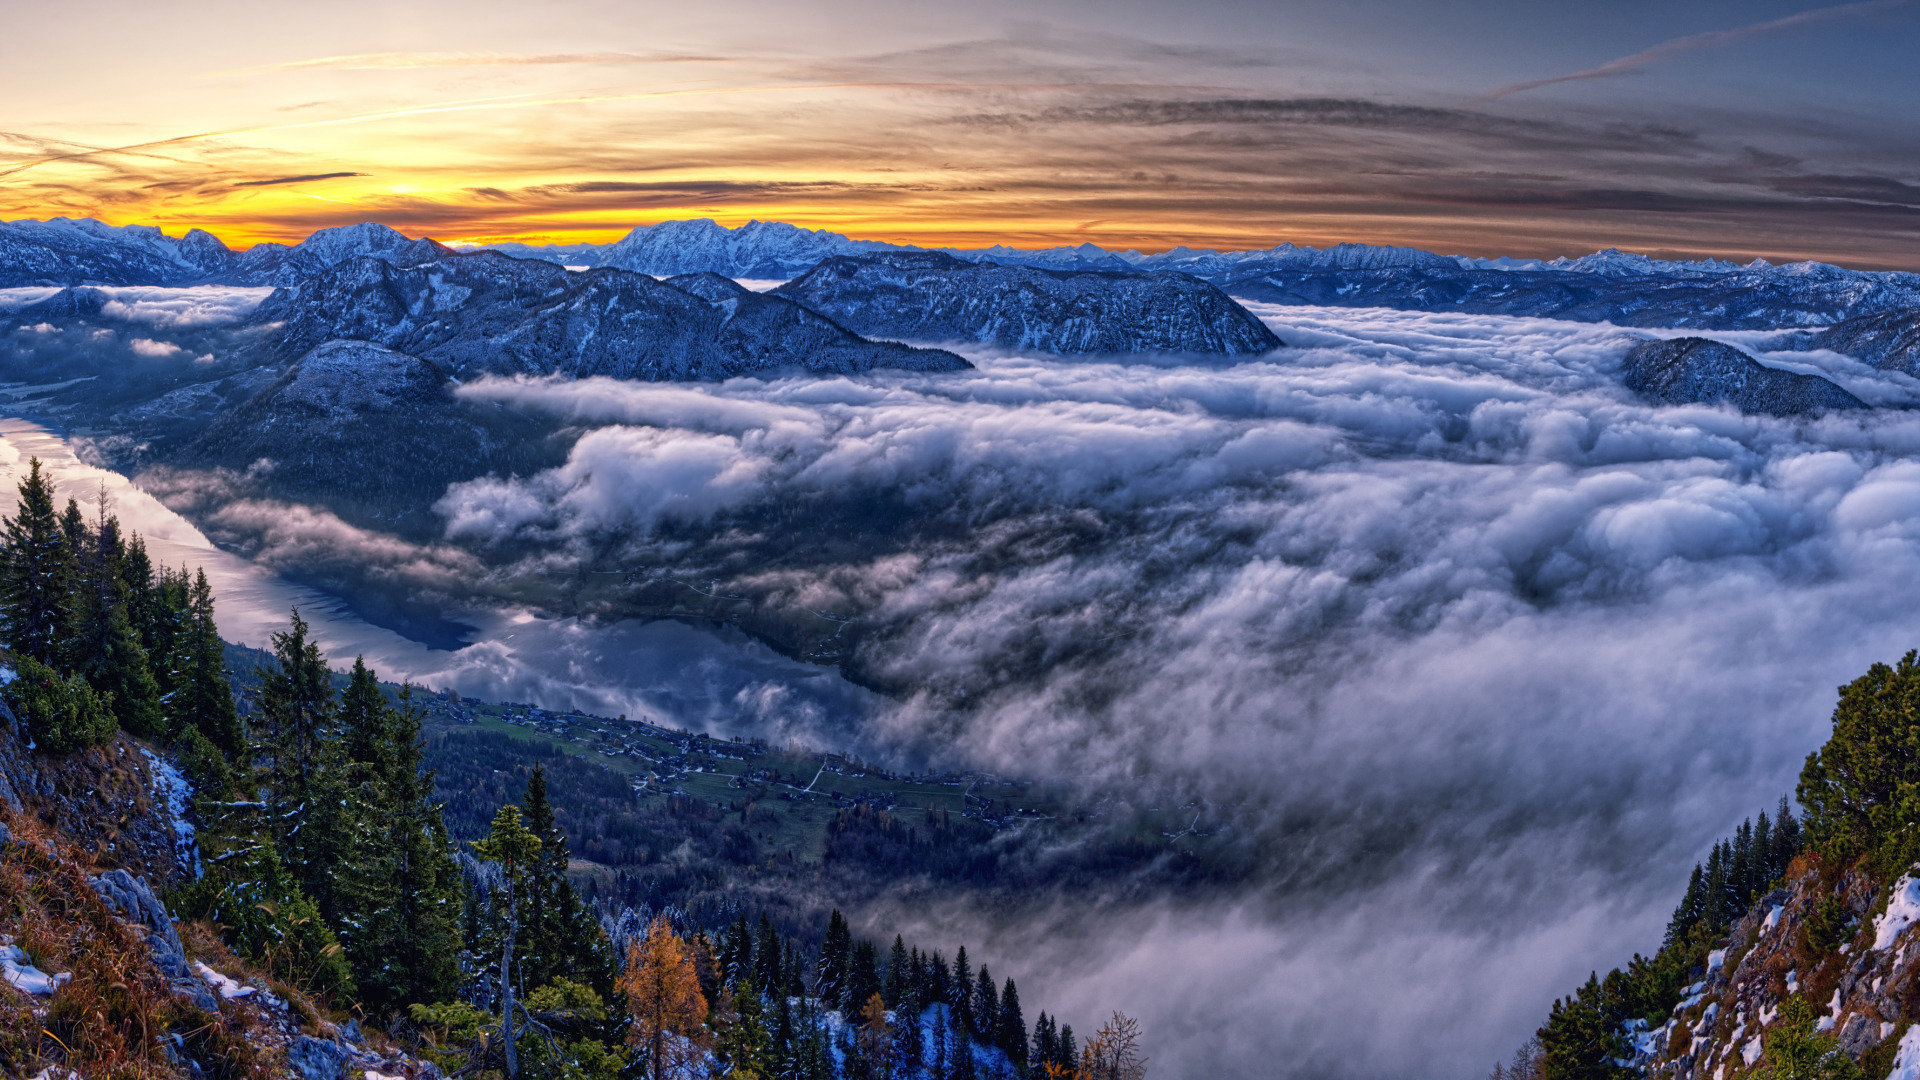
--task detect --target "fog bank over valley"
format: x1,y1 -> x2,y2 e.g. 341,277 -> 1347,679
12,302 -> 1920,1076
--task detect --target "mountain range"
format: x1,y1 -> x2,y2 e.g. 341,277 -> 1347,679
9,216 -> 1920,335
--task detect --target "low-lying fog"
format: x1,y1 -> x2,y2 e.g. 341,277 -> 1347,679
13,302 -> 1920,1078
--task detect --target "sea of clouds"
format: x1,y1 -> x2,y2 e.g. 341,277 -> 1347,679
404,305 -> 1920,1077
14,295 -> 1920,1076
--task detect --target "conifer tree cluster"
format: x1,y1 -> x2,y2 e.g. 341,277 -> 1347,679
1535,796 -> 1806,1080
0,458 -> 238,760
1662,798 -> 1801,949
178,613 -> 467,1013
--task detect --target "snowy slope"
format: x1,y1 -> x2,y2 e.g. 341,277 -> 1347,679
251,251 -> 969,380
774,251 -> 1282,356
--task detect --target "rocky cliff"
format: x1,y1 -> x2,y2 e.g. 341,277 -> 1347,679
1630,855 -> 1920,1078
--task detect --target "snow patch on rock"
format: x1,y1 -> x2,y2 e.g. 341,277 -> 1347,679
1877,874 -> 1920,950
0,944 -> 69,994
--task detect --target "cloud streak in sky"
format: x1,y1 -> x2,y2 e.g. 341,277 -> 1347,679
1478,0 -> 1911,100
6,15 -> 1920,264
212,51 -> 737,75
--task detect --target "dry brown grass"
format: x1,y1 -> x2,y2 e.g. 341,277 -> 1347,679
0,805 -> 278,1079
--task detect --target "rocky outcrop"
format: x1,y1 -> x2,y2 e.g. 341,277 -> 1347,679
774,251 -> 1282,356
0,701 -> 197,883
1631,857 -> 1920,1078
250,251 -> 968,379
90,868 -> 220,1012
1621,337 -> 1866,415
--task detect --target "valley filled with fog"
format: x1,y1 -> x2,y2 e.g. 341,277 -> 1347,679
10,299 -> 1920,1076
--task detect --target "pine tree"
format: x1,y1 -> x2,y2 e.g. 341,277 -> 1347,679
175,569 -> 243,757
717,976 -> 775,1079
1664,863 -> 1708,949
893,980 -> 924,1073
68,509 -> 164,739
771,991 -> 797,1080
755,913 -> 784,997
340,681 -> 463,1018
1728,820 -> 1753,907
255,610 -> 340,899
973,967 -> 997,1040
819,911 -> 852,1009
118,534 -> 161,657
339,657 -> 393,780
849,940 -> 882,1017
1772,796 -> 1802,878
884,936 -> 908,1010
999,977 -> 1026,1068
1701,842 -> 1729,928
1033,1013 -> 1058,1071
0,459 -> 73,664
951,947 -> 974,1037
950,1005 -> 975,1080
721,914 -> 753,989
930,1005 -> 953,1080
520,765 -> 618,1001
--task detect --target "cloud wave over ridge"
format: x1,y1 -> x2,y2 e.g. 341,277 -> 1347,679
428,306 -> 1920,1078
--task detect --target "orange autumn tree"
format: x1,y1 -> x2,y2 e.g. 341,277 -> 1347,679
1078,1011 -> 1147,1080
620,915 -> 711,1080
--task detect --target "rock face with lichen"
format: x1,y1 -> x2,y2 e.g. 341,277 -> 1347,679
1629,855 -> 1920,1078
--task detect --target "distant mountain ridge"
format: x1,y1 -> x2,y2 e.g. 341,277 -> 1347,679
774,251 -> 1282,356
8,215 -> 1920,333
249,250 -> 969,380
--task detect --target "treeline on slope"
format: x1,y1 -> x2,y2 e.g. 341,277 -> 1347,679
1524,800 -> 1805,1080
0,457 -> 1140,1080
1529,651 -> 1920,1080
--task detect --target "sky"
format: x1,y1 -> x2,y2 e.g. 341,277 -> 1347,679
4,0 -> 1920,265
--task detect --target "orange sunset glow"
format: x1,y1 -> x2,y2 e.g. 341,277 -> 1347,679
5,0 -> 1920,264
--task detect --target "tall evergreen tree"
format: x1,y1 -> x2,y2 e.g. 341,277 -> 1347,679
339,679 -> 464,1017
1033,1013 -> 1058,1071
474,804 -> 543,1079
175,569 -> 243,757
254,610 -> 349,919
951,947 -> 974,1037
755,913 -> 785,997
884,935 -> 909,1010
1664,863 -> 1708,949
973,967 -> 997,1040
520,764 -> 618,1001
1,459 -> 73,664
1772,796 -> 1802,878
999,977 -> 1026,1069
68,510 -> 165,739
819,911 -> 852,1008
849,940 -> 882,1017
